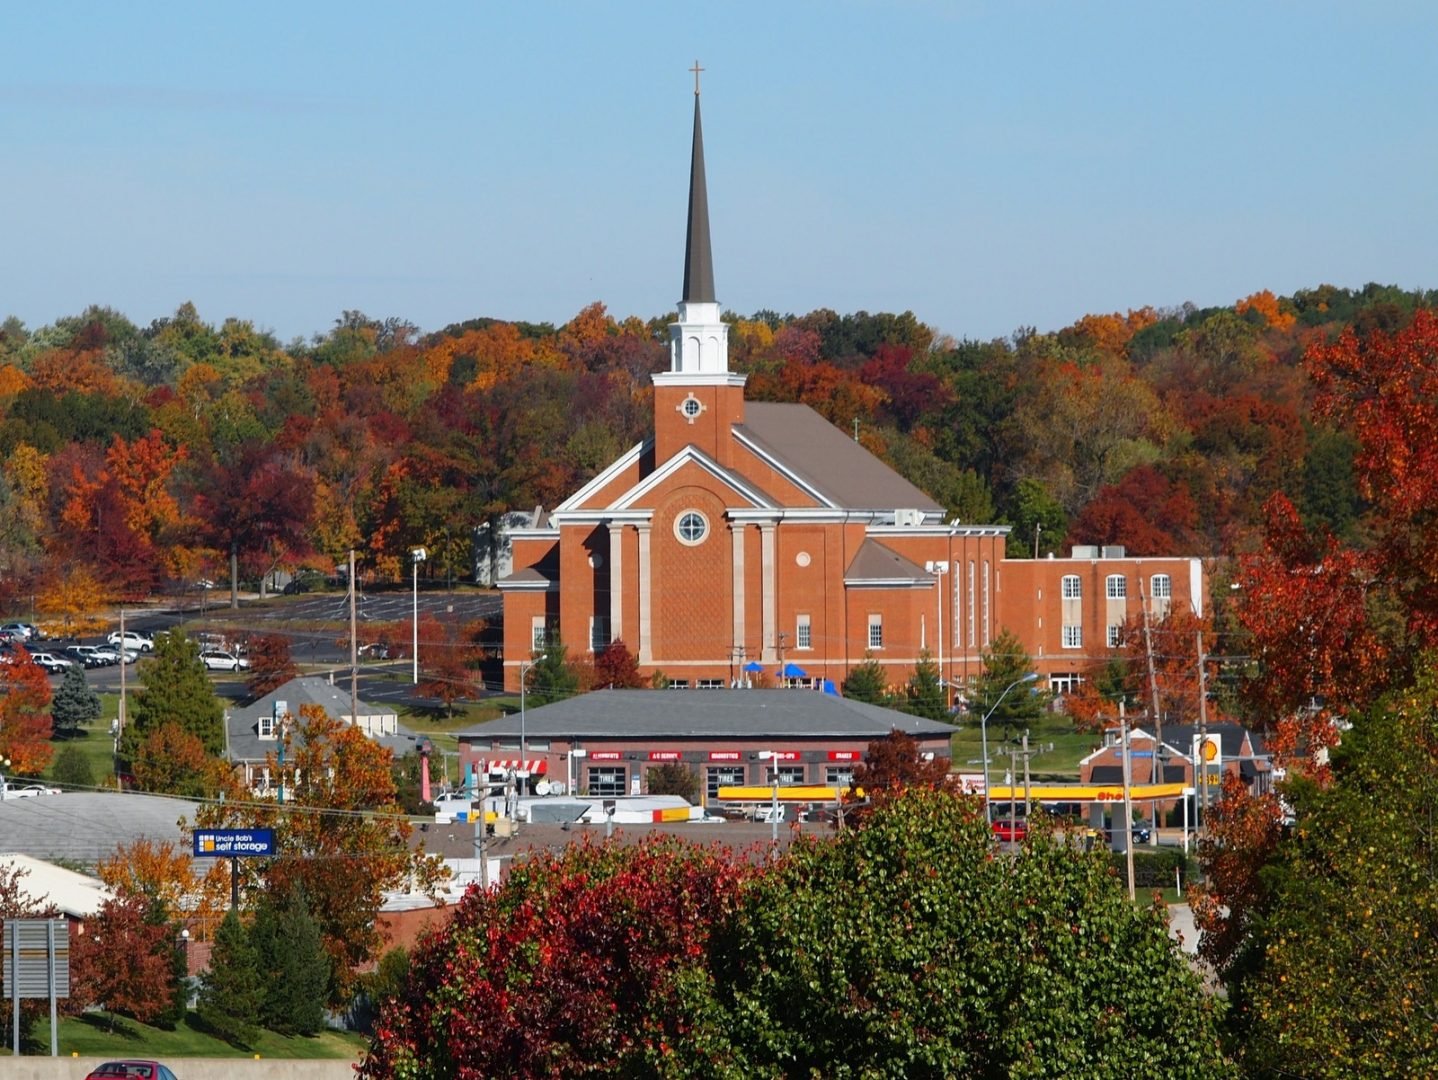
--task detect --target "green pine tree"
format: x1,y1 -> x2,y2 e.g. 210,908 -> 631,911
145,901 -> 189,1031
123,630 -> 224,760
970,628 -> 1046,741
842,652 -> 890,705
50,663 -> 101,738
251,884 -> 330,1036
197,909 -> 262,1048
51,745 -> 95,790
902,649 -> 948,720
525,640 -> 579,707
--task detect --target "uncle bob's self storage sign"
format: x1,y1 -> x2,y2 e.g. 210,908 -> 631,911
193,828 -> 275,857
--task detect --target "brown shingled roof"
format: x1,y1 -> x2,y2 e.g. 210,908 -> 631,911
736,402 -> 942,512
844,538 -> 935,584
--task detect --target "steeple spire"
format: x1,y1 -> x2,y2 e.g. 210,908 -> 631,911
682,79 -> 716,304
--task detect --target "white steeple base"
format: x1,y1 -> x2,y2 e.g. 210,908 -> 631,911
668,300 -> 730,375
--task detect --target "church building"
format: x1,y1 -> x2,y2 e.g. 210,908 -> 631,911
499,83 -> 1204,699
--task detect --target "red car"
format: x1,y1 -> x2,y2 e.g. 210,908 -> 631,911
991,817 -> 1028,842
84,1062 -> 180,1080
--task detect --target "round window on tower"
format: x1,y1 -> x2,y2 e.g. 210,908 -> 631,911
675,510 -> 709,546
682,397 -> 702,418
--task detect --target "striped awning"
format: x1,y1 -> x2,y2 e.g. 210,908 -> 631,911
485,759 -> 548,775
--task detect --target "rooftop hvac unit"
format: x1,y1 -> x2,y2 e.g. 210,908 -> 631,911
1101,545 -> 1127,558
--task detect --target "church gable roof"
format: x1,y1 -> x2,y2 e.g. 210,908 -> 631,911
735,402 -> 942,512
611,444 -> 778,511
844,538 -> 935,585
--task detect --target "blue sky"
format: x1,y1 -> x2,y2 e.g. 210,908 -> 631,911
3,2 -> 1435,345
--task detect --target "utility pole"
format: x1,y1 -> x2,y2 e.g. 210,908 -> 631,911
116,607 -> 127,789
776,632 -> 789,680
1022,729 -> 1032,814
1139,579 -> 1164,792
348,549 -> 358,725
1196,628 -> 1209,828
1120,701 -> 1136,901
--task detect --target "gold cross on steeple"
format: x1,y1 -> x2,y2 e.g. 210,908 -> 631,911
690,60 -> 704,95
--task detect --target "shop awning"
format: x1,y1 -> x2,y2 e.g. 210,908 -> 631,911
485,759 -> 548,775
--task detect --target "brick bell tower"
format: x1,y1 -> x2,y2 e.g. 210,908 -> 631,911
652,64 -> 746,468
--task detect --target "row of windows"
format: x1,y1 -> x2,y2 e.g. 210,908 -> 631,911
1063,573 -> 1171,600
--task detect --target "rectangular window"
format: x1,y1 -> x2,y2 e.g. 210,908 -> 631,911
707,765 -> 745,801
531,618 -> 547,651
825,765 -> 854,788
1062,625 -> 1082,649
586,767 -> 626,797
1152,574 -> 1172,599
1107,625 -> 1122,648
258,715 -> 274,739
697,679 -> 723,690
1062,575 -> 1082,599
1106,575 -> 1127,600
982,560 -> 991,646
796,614 -> 812,650
1049,672 -> 1083,695
770,765 -> 806,786
967,560 -> 976,648
588,616 -> 608,652
667,679 -> 690,689
868,614 -> 884,649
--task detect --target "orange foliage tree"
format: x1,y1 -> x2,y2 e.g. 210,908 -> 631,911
96,838 -> 230,943
0,649 -> 53,773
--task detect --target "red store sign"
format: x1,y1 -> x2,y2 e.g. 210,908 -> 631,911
707,751 -> 742,762
588,751 -> 623,762
648,751 -> 684,762
827,751 -> 861,762
767,751 -> 802,762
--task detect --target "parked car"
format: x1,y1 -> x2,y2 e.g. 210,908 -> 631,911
65,644 -> 111,668
106,630 -> 154,652
991,817 -> 1028,842
358,641 -> 391,660
84,1061 -> 180,1080
1,779 -> 61,799
0,622 -> 35,641
200,650 -> 250,672
29,651 -> 73,674
1105,822 -> 1153,845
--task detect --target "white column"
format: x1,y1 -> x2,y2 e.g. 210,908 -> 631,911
637,524 -> 653,665
608,523 -> 624,645
730,522 -> 746,663
760,522 -> 777,663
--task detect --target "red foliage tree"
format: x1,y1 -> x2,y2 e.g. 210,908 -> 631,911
592,639 -> 644,689
360,835 -> 749,1078
0,647 -> 54,774
848,729 -> 951,809
415,614 -> 481,717
1065,465 -> 1199,555
246,633 -> 300,699
69,892 -> 179,1029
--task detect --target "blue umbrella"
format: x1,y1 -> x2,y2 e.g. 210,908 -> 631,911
778,662 -> 808,679
822,679 -> 839,696
742,661 -> 764,673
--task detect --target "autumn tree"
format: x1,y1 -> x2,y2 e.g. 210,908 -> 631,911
847,728 -> 951,809
132,723 -> 232,798
645,762 -> 699,801
0,648 -> 53,773
123,629 -> 224,761
69,892 -> 180,1030
593,638 -> 644,689
359,836 -> 750,1079
245,633 -> 299,699
193,703 -> 445,1004
416,614 -> 481,717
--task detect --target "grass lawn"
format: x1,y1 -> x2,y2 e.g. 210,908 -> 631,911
28,1012 -> 368,1059
950,712 -> 1101,780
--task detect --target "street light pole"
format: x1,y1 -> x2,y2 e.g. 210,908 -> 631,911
758,750 -> 781,847
568,747 -> 587,796
980,672 -> 1040,825
410,547 -> 427,684
519,654 -> 545,797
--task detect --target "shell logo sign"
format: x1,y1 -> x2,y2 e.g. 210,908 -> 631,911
1192,733 -> 1221,771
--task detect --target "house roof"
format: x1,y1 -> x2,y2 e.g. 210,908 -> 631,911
1164,722 -> 1260,762
225,676 -> 413,763
0,794 -> 199,865
736,403 -> 943,512
454,688 -> 956,742
845,538 -> 935,585
1089,764 -> 1188,786
0,853 -> 112,918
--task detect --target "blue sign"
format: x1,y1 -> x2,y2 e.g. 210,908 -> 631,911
193,828 -> 275,858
